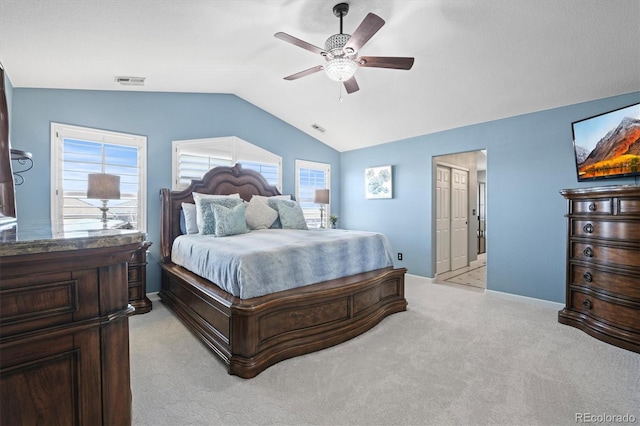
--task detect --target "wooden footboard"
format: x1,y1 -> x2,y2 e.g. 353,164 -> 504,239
159,263 -> 407,378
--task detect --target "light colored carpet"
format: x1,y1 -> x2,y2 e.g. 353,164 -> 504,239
129,277 -> 639,426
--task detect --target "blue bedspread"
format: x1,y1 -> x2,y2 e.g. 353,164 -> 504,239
171,229 -> 394,299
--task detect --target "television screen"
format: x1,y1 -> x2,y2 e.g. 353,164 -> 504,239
572,102 -> 640,181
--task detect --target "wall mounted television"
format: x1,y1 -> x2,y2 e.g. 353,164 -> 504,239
572,102 -> 640,181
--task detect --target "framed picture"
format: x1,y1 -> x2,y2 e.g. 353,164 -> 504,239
365,165 -> 393,199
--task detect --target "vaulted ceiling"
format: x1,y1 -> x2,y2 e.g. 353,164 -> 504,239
1,0 -> 638,152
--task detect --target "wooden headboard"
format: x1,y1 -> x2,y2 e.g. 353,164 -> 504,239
160,163 -> 282,262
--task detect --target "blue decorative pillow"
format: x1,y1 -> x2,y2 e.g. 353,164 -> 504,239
181,203 -> 198,234
267,199 -> 308,230
211,202 -> 248,237
194,194 -> 244,234
180,210 -> 187,234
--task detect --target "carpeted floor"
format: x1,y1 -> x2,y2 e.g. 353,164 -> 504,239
129,277 -> 639,425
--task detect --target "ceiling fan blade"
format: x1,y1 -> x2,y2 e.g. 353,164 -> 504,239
343,76 -> 359,94
274,32 -> 326,56
283,65 -> 324,81
343,13 -> 385,53
357,56 -> 415,70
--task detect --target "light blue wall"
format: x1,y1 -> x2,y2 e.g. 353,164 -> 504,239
10,88 -> 340,292
9,85 -> 640,303
3,70 -> 12,139
341,91 -> 640,303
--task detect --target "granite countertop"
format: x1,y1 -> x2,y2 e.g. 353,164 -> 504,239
0,220 -> 146,257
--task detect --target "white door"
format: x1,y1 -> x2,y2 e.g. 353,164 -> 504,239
435,166 -> 451,274
451,168 -> 469,270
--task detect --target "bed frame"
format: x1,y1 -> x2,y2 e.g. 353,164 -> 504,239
159,164 -> 407,378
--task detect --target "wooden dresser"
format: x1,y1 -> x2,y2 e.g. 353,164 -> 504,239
0,224 -> 145,425
559,185 -> 640,353
128,241 -> 152,314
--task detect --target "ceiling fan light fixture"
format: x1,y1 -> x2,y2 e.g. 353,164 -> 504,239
325,33 -> 351,51
324,57 -> 357,81
275,3 -> 414,94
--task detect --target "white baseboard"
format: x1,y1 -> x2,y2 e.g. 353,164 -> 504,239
405,273 -> 564,310
406,273 -> 434,284
485,289 -> 564,310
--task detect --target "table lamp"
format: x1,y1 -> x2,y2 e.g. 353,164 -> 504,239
87,173 -> 120,229
314,189 -> 330,228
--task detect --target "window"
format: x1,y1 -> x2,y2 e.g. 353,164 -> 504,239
295,160 -> 331,228
172,137 -> 282,190
51,123 -> 147,233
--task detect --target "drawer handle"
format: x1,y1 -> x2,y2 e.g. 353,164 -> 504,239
582,298 -> 592,310
588,203 -> 596,212
583,223 -> 594,234
583,247 -> 593,257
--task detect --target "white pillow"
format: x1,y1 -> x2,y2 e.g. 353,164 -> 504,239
251,195 -> 292,229
245,197 -> 278,230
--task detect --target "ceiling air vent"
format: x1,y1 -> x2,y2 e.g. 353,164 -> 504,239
115,76 -> 145,86
311,124 -> 326,133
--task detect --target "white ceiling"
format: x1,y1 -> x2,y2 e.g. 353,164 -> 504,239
1,0 -> 639,152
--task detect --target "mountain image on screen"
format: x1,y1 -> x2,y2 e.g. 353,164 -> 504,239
577,116 -> 640,179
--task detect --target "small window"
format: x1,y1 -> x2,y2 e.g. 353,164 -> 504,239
51,123 -> 147,233
295,160 -> 331,228
172,137 -> 282,190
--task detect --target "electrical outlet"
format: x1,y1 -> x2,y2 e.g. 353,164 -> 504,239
397,253 -> 403,261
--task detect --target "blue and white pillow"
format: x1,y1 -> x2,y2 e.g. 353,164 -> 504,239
193,193 -> 243,234
267,198 -> 308,230
211,202 -> 248,237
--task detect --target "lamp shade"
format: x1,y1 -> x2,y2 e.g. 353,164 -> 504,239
314,189 -> 330,204
87,173 -> 121,200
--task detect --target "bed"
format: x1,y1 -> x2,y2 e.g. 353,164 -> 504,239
159,164 -> 407,378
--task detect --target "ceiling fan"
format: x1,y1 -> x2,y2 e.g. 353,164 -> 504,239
274,3 -> 414,94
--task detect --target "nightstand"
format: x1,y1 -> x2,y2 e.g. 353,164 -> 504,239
128,241 -> 152,314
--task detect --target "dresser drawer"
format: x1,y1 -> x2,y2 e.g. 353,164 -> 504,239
570,263 -> 640,299
619,197 -> 640,215
0,270 -> 99,338
571,219 -> 640,241
570,289 -> 640,332
570,198 -> 612,215
571,242 -> 640,268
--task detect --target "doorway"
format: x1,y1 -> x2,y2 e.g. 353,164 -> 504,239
433,150 -> 487,288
